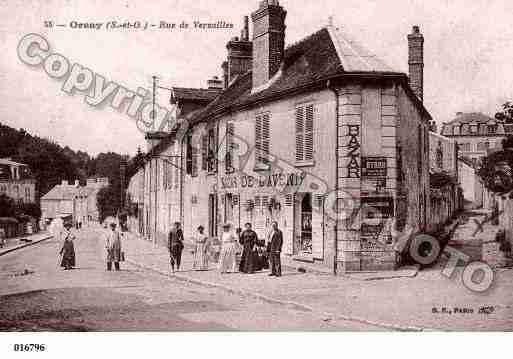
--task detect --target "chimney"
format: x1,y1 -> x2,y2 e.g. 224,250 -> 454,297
207,76 -> 223,90
226,16 -> 253,84
407,25 -> 424,101
251,0 -> 287,90
221,61 -> 228,89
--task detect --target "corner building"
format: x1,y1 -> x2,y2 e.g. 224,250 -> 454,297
130,0 -> 432,273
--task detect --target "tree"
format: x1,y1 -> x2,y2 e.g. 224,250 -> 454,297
97,184 -> 121,222
478,140 -> 513,194
495,102 -> 513,124
0,194 -> 17,217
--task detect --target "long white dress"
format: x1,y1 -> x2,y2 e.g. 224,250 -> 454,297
218,232 -> 238,273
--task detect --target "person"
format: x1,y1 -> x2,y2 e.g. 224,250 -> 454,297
193,225 -> 209,271
268,221 -> 283,277
218,223 -> 238,274
0,228 -> 5,248
239,223 -> 258,274
59,222 -> 76,270
106,222 -> 122,271
168,222 -> 184,272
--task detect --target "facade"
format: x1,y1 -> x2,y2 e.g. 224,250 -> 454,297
41,178 -> 109,225
127,0 -> 433,272
458,158 -> 484,208
427,131 -> 461,231
0,158 -> 36,204
440,112 -> 513,164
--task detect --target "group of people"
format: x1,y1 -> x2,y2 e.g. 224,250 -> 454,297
168,221 -> 283,277
58,220 -> 124,272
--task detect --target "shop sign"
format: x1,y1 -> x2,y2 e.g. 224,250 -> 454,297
362,157 -> 387,192
220,172 -> 306,190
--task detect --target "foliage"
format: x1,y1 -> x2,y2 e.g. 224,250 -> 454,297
97,184 -> 121,223
495,102 -> 513,124
478,148 -> 513,193
0,194 -> 17,217
0,194 -> 41,219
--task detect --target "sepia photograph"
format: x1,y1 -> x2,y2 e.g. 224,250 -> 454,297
0,0 -> 512,356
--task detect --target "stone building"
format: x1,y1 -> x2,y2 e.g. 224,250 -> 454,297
440,112 -> 513,165
127,0 -> 433,272
0,158 -> 36,204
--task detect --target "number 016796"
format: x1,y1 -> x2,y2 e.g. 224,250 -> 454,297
13,344 -> 46,352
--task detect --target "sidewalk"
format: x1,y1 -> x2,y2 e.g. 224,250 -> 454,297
0,231 -> 53,256
120,230 -> 513,331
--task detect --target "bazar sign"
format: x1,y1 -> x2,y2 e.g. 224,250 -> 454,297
220,172 -> 306,190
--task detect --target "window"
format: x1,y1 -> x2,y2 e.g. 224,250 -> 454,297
459,142 -> 471,152
201,134 -> 208,171
461,124 -> 470,135
255,112 -> 270,168
295,104 -> 314,163
164,160 -> 173,189
477,142 -> 485,151
186,134 -> 193,175
488,125 -> 497,134
225,122 -> 235,173
207,128 -> 217,173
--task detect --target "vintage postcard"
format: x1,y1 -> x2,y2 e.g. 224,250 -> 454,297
0,0 -> 512,354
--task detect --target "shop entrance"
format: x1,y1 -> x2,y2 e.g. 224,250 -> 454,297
294,193 -> 313,255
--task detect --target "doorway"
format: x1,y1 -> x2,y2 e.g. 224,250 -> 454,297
294,193 -> 312,255
208,194 -> 218,237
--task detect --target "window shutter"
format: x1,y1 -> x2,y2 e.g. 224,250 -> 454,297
192,144 -> 198,177
174,158 -> 180,189
295,107 -> 304,162
255,115 -> 262,164
262,114 -> 270,164
226,123 -> 234,173
201,135 -> 208,171
305,104 -> 314,161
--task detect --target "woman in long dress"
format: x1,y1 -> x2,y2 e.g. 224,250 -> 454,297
59,222 -> 76,270
218,223 -> 238,274
193,225 -> 209,271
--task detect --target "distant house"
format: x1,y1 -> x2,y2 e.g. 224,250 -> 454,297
441,112 -> 513,165
41,177 -> 109,226
0,158 -> 36,204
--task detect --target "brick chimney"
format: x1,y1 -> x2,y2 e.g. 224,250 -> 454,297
226,16 -> 252,84
251,0 -> 287,90
407,25 -> 424,101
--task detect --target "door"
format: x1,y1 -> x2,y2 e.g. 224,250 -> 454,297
294,193 -> 313,255
208,194 -> 218,237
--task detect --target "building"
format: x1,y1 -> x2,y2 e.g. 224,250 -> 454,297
0,158 -> 36,204
41,178 -> 109,225
428,131 -> 461,231
440,112 -> 513,165
458,157 -> 484,208
128,0 -> 433,272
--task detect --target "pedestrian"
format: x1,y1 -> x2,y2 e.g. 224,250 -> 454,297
106,222 -> 122,271
168,222 -> 184,272
193,225 -> 209,271
268,221 -> 283,277
218,223 -> 238,274
239,223 -> 258,274
59,222 -> 76,270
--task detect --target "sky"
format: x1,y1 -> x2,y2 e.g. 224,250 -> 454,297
1,0 -> 513,156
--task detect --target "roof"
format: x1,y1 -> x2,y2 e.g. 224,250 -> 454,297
41,184 -> 79,201
445,112 -> 495,126
171,87 -> 221,104
192,26 -> 407,125
0,158 -> 28,167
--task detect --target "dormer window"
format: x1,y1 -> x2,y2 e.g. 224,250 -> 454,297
488,125 -> 497,134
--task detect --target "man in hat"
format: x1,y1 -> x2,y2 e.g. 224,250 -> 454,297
168,222 -> 184,272
267,221 -> 283,277
106,222 -> 122,271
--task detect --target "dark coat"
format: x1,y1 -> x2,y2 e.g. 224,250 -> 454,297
60,239 -> 75,268
168,228 -> 184,254
240,229 -> 258,273
268,229 -> 283,253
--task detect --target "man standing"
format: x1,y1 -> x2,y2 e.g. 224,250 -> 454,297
239,223 -> 258,274
106,222 -> 122,271
168,222 -> 184,272
268,221 -> 283,277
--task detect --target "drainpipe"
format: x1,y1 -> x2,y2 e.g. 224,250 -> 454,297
327,79 -> 339,275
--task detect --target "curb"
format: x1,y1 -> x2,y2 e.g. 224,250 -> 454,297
126,257 -> 427,332
0,235 -> 53,257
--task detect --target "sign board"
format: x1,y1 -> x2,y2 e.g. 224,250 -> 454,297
361,157 -> 387,192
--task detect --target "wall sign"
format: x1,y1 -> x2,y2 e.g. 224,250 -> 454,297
362,157 -> 387,192
220,172 -> 306,190
346,125 -> 361,178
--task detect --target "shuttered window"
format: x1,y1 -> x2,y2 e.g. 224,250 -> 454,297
207,128 -> 217,173
186,134 -> 193,175
295,104 -> 314,162
225,122 -> 235,173
174,157 -> 180,189
255,113 -> 270,166
201,135 -> 208,171
191,144 -> 199,177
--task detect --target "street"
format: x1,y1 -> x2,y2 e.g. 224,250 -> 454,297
0,228 -> 382,331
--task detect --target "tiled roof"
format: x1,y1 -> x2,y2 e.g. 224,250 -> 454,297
41,184 -> 79,200
192,26 -> 401,124
445,112 -> 495,125
171,87 -> 221,104
0,158 -> 28,167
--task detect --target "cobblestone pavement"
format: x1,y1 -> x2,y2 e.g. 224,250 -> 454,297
0,227 -> 381,331
121,221 -> 513,331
